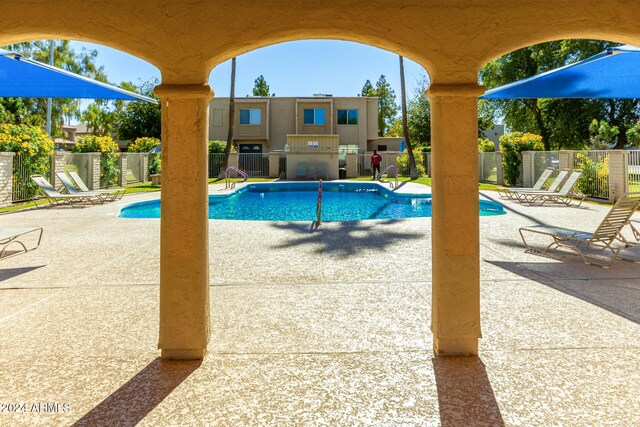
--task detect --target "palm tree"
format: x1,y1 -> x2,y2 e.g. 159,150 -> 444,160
399,55 -> 418,179
220,57 -> 236,177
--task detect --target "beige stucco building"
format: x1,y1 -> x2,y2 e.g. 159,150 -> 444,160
209,96 -> 403,154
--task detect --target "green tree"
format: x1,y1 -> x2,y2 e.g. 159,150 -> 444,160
360,80 -> 375,97
252,75 -> 274,96
80,102 -> 118,136
626,120 -> 640,147
0,40 -> 108,137
480,39 -> 640,150
360,75 -> 398,136
116,79 -> 161,141
406,75 -> 431,145
588,119 -> 619,149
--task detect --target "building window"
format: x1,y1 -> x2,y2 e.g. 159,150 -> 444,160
239,109 -> 261,125
303,108 -> 325,125
377,145 -> 387,151
337,109 -> 358,125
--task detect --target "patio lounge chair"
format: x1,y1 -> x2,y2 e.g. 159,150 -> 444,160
55,171 -> 116,203
316,162 -> 329,180
497,167 -> 554,200
503,169 -> 569,202
30,175 -> 99,207
296,162 -> 307,180
516,170 -> 584,206
0,227 -> 43,260
67,170 -> 124,201
519,192 -> 640,268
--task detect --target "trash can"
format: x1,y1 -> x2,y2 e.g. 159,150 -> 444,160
339,168 -> 347,179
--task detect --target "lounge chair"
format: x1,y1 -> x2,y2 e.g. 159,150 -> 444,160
516,170 -> 584,206
55,171 -> 120,203
0,227 -> 43,260
296,162 -> 307,180
30,175 -> 99,207
67,170 -> 124,201
497,167 -> 554,200
519,192 -> 640,268
628,218 -> 640,241
503,169 -> 569,202
316,162 -> 329,180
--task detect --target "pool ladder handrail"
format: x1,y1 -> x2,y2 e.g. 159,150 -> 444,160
225,166 -> 248,189
316,179 -> 322,226
377,165 -> 399,189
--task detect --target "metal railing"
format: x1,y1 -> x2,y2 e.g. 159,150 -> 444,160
316,179 -> 322,226
126,152 -> 147,184
11,154 -> 51,202
628,150 -> 640,193
208,153 -> 224,178
571,150 -> 610,199
377,165 -> 399,188
478,152 -> 499,183
225,166 -> 248,189
529,151 -> 559,185
238,153 -> 269,177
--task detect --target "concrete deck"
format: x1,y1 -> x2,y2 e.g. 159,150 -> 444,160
1,182 -> 639,426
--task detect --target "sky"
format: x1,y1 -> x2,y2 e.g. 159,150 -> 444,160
69,40 -> 429,99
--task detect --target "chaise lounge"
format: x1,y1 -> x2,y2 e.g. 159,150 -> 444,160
30,175 -> 100,207
519,192 -> 640,267
67,170 -> 125,201
0,227 -> 43,260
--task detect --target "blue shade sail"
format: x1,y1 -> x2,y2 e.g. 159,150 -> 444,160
0,51 -> 157,103
481,45 -> 640,99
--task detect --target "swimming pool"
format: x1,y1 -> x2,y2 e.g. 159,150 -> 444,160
119,182 -> 506,221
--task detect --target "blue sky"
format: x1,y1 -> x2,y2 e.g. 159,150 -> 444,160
69,40 -> 428,99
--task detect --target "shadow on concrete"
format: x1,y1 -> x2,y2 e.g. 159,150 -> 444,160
0,265 -> 45,282
433,356 -> 505,427
72,358 -> 201,426
488,260 -> 640,325
269,219 -> 425,257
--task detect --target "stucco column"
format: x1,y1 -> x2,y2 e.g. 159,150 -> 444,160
154,83 -> 213,360
427,83 -> 484,356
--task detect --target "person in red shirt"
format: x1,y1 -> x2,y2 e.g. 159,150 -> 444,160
371,150 -> 382,179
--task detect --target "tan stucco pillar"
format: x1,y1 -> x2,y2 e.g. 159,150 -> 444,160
154,83 -> 213,360
427,83 -> 484,356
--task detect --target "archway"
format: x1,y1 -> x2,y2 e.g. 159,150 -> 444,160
3,2 -> 640,362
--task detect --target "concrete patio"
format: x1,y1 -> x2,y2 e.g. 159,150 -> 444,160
1,182 -> 639,426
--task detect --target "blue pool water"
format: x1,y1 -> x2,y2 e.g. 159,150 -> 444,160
119,182 -> 506,221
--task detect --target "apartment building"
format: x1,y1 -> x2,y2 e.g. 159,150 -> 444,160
208,95 -> 402,154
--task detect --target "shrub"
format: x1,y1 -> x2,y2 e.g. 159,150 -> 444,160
128,137 -> 161,175
478,138 -> 495,152
499,132 -> 544,186
0,124 -> 54,198
72,135 -> 120,187
575,153 -> 609,197
416,145 -> 431,153
588,119 -> 619,150
396,149 -> 426,176
626,120 -> 640,148
127,137 -> 160,153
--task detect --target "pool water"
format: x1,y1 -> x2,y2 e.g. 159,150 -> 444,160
119,182 -> 506,221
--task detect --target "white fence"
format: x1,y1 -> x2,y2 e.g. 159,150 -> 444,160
629,150 -> 640,193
